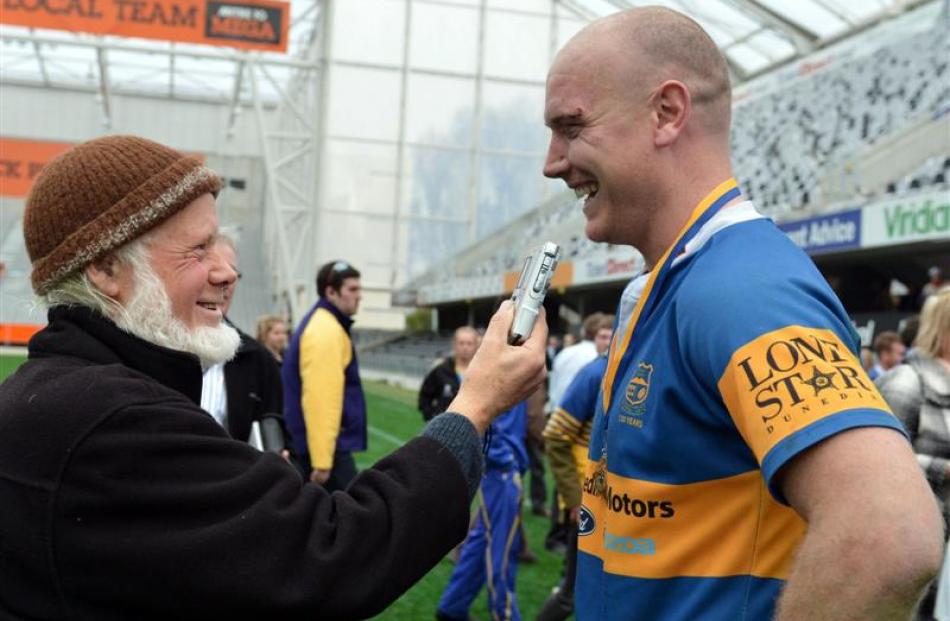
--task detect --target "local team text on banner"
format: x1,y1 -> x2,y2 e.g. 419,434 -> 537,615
1,0 -> 289,52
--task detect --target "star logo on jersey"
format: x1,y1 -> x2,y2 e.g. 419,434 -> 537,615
802,365 -> 837,396
720,326 -> 891,439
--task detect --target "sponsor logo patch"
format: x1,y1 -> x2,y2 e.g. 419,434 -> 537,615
577,505 -> 595,536
604,532 -> 655,556
719,326 -> 891,460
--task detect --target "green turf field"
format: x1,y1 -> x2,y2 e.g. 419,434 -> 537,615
0,353 -> 566,620
0,350 -> 27,383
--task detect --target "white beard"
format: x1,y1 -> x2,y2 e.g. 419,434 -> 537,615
114,251 -> 240,369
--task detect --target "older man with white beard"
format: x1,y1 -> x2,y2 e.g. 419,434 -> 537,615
0,135 -> 548,620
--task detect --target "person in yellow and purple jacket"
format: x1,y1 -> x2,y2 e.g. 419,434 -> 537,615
283,260 -> 366,491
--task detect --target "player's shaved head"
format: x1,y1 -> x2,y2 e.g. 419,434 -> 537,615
555,6 -> 732,136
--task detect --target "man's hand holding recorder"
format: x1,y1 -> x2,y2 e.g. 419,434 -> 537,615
449,243 -> 559,435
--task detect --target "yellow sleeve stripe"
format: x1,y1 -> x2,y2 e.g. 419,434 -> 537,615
543,408 -> 585,442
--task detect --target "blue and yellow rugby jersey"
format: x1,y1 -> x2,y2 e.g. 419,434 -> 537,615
575,199 -> 904,621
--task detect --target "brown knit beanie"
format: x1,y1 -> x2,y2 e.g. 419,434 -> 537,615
23,135 -> 222,295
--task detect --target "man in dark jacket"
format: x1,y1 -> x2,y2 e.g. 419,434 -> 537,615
0,135 -> 548,619
206,235 -> 290,456
418,326 -> 478,421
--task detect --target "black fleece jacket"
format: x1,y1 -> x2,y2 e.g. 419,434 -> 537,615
417,357 -> 461,422
0,306 -> 481,620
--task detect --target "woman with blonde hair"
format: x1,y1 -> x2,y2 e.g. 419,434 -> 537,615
256,314 -> 289,364
877,286 -> 950,621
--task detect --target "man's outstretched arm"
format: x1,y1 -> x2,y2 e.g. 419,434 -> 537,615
775,427 -> 944,620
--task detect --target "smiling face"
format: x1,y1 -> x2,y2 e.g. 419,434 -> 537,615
214,241 -> 240,317
543,40 -> 659,247
140,193 -> 236,330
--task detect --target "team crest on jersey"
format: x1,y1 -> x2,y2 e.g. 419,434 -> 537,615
577,505 -> 595,536
620,362 -> 653,423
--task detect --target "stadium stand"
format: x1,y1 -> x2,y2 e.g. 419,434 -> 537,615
732,23 -> 949,215
885,154 -> 950,195
359,332 -> 453,378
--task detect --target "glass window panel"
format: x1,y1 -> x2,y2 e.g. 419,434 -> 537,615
477,154 -> 550,239
406,147 -> 471,275
327,66 -> 402,141
332,0 -> 405,65
479,82 -> 547,152
726,45 -> 771,75
323,140 -> 399,216
409,2 -> 478,74
556,17 -> 585,50
747,29 -> 797,62
405,73 -> 474,146
488,0 -> 551,14
484,11 -> 549,81
755,0 -> 849,38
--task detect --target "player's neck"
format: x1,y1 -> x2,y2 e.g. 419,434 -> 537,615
640,166 -> 738,270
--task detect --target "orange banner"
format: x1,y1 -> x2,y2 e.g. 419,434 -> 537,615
503,261 -> 573,293
0,323 -> 43,345
0,0 -> 289,52
0,138 -> 72,198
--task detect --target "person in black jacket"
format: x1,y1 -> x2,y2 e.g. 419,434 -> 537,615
0,135 -> 548,620
418,326 -> 478,422
204,235 -> 291,457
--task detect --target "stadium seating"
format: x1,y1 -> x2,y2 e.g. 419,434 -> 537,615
732,24 -> 949,214
358,331 -> 453,377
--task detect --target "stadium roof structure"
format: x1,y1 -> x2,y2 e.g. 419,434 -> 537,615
0,0 -> 933,134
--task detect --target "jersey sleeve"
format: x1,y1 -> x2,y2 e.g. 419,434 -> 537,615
677,250 -> 905,503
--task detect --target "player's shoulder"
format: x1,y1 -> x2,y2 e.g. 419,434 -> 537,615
677,217 -> 829,314
674,217 -> 853,354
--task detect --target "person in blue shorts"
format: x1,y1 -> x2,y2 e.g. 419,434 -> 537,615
541,6 -> 943,620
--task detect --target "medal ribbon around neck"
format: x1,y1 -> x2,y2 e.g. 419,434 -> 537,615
600,178 -> 741,413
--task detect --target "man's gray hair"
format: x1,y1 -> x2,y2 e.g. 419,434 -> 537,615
40,236 -> 151,323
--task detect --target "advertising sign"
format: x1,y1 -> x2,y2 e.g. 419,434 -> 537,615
778,209 -> 862,255
861,192 -> 950,248
0,138 -> 72,198
0,0 -> 290,52
572,247 -> 643,286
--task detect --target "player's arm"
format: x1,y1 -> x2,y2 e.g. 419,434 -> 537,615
774,426 -> 943,620
544,408 -> 585,510
680,274 -> 944,620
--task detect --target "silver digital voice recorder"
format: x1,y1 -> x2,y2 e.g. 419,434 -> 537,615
508,241 -> 560,345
